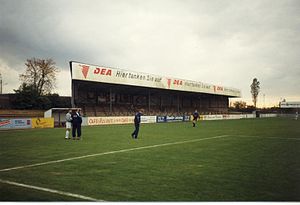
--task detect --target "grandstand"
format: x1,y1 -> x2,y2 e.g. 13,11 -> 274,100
0,109 -> 44,118
70,62 -> 241,117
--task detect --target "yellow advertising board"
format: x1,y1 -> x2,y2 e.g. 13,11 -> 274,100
31,118 -> 54,128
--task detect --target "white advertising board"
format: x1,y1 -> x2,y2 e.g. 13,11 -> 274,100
279,102 -> 300,108
0,118 -> 32,130
70,61 -> 241,97
200,114 -> 256,121
141,116 -> 157,124
88,116 -> 134,126
86,116 -> 157,126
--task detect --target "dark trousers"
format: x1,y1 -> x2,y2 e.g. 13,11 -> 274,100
192,118 -> 197,127
132,123 -> 140,138
72,123 -> 81,138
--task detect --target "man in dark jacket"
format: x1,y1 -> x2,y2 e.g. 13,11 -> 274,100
192,109 -> 199,127
131,109 -> 144,139
72,109 -> 82,140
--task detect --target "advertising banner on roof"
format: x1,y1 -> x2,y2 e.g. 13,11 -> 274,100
70,61 -> 241,97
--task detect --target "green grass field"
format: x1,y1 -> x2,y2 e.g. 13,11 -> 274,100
0,117 -> 300,201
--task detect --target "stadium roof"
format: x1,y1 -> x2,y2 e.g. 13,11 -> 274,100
70,61 -> 241,97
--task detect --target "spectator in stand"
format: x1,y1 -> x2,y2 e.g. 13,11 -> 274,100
131,109 -> 144,139
72,108 -> 83,140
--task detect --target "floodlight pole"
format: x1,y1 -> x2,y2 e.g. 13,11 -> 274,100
0,73 -> 2,94
109,87 -> 112,115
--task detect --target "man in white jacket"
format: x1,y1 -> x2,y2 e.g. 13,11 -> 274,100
65,109 -> 72,139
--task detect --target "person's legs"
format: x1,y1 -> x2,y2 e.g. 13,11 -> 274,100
132,124 -> 140,139
72,124 -> 77,139
134,124 -> 140,139
65,122 -> 71,139
77,125 -> 81,139
65,128 -> 70,139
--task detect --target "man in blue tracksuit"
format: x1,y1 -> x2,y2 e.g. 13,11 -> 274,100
192,109 -> 199,127
71,108 -> 82,140
131,109 -> 144,139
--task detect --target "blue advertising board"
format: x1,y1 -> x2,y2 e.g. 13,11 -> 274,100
166,116 -> 184,122
183,115 -> 190,122
157,116 -> 187,123
156,116 -> 166,123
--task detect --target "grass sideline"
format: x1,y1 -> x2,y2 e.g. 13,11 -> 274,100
0,118 -> 300,201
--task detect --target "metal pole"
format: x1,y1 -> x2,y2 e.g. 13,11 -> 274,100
0,73 -> 2,94
71,81 -> 75,108
177,94 -> 180,114
110,87 -> 112,115
148,90 -> 150,114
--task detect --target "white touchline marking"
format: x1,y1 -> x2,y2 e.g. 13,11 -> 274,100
234,135 -> 300,141
0,135 -> 229,172
0,179 -> 105,201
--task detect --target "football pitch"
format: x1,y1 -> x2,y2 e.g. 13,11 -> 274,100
0,117 -> 299,201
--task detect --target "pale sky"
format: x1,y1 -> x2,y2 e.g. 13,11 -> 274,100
0,0 -> 299,107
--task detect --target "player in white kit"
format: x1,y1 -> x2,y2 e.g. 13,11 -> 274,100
65,109 -> 72,139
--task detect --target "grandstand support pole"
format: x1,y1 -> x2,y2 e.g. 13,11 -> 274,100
58,111 -> 61,127
109,87 -> 112,115
148,90 -> 151,114
71,80 -> 75,108
177,94 -> 180,114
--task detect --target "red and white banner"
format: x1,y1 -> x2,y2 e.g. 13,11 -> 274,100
70,61 -> 241,97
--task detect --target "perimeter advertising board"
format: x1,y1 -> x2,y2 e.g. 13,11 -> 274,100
70,61 -> 241,97
279,102 -> 300,108
88,116 -> 134,126
31,118 -> 54,128
87,116 -> 157,126
0,118 -> 31,129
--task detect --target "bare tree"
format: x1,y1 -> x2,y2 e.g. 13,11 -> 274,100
250,78 -> 260,108
20,58 -> 59,95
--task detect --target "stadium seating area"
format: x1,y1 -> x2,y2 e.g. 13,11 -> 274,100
0,109 -> 44,118
79,104 -> 229,117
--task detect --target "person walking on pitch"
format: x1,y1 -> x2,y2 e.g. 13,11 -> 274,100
131,109 -> 144,139
192,109 -> 199,127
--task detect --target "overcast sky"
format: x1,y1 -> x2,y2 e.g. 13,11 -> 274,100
0,0 -> 299,107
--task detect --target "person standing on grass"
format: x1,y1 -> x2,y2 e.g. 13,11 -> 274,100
192,109 -> 199,127
296,111 -> 298,120
72,108 -> 83,140
131,109 -> 144,139
65,109 -> 72,139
